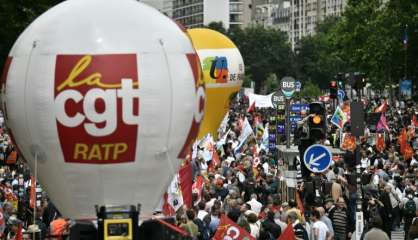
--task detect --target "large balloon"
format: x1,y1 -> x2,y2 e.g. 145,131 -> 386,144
0,0 -> 204,219
187,29 -> 244,139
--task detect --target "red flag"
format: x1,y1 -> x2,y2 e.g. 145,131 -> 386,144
212,150 -> 220,167
179,164 -> 193,208
376,113 -> 389,132
277,224 -> 296,240
16,223 -> 23,240
247,101 -> 256,113
376,133 -> 385,152
398,129 -> 407,154
374,101 -> 387,113
412,115 -> 418,127
30,176 -> 36,209
341,134 -> 356,152
162,192 -> 176,216
295,191 -> 304,215
213,215 -> 255,240
404,144 -> 414,160
192,175 -> 205,204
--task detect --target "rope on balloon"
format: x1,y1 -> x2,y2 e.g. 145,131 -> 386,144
158,38 -> 176,177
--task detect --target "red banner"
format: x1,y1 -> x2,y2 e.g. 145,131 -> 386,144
179,163 -> 193,208
277,224 -> 296,240
213,215 -> 255,240
30,176 -> 36,209
376,133 -> 385,152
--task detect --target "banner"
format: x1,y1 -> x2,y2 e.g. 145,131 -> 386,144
235,118 -> 253,153
163,175 -> 184,216
179,164 -> 193,208
213,215 -> 255,240
248,93 -> 274,109
331,107 -> 348,129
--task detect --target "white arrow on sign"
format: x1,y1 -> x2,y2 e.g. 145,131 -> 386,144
307,152 -> 326,168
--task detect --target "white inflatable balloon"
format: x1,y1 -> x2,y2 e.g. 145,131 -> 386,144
0,0 -> 204,218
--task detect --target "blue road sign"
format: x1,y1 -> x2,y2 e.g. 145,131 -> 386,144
295,81 -> 302,92
290,104 -> 309,113
303,144 -> 332,173
337,90 -> 345,102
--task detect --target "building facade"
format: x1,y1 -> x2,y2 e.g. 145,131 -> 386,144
171,0 -> 252,29
289,0 -> 347,49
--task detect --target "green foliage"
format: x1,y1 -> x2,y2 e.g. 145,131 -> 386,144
265,73 -> 279,93
228,25 -> 294,93
295,17 -> 344,88
299,81 -> 322,98
205,21 -> 227,34
333,0 -> 418,89
206,22 -> 294,93
0,0 -> 62,70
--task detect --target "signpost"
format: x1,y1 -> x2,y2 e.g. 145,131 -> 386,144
337,89 -> 345,104
351,100 -> 365,239
270,91 -> 285,158
295,80 -> 302,92
303,144 -> 332,173
280,77 -> 296,149
280,77 -> 296,98
271,91 -> 285,108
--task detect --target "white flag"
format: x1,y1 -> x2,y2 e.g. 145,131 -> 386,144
166,174 -> 183,212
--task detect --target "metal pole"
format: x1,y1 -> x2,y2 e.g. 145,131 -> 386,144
355,137 -> 364,239
276,104 -> 279,160
286,98 -> 290,149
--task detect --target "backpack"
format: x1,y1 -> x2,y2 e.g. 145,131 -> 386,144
404,199 -> 417,218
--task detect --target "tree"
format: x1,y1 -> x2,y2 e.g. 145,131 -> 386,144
228,25 -> 293,93
0,0 -> 62,70
295,17 -> 345,89
205,21 -> 227,34
264,73 -> 279,93
299,81 -> 322,98
333,0 -> 418,89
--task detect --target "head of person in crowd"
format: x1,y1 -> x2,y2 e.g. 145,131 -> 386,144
336,197 -> 346,209
286,211 -> 298,225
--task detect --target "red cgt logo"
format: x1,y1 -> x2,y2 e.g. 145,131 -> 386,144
54,54 -> 139,164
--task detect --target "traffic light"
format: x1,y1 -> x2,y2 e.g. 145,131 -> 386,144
336,72 -> 344,89
329,81 -> 338,99
308,102 -> 326,141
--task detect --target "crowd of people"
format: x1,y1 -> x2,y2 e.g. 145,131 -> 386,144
0,91 -> 416,240
0,113 -> 69,239
171,94 -> 418,240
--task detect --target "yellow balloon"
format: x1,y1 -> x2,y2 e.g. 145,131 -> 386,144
187,28 -> 244,139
